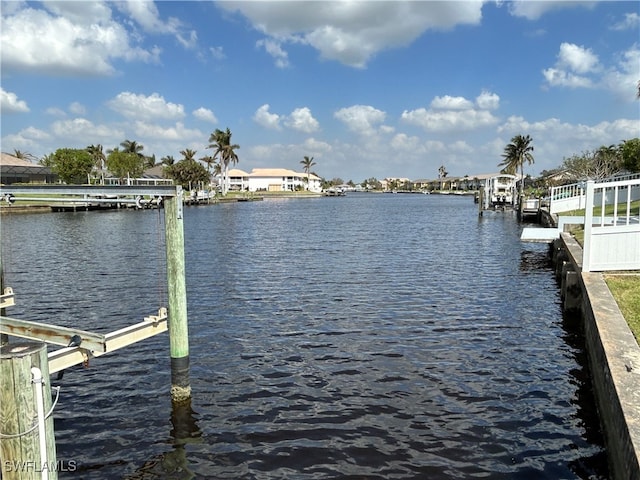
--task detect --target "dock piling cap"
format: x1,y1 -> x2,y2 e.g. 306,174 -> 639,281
0,341 -> 45,358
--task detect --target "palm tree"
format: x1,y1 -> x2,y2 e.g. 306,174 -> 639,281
180,148 -> 197,161
300,156 -> 316,190
212,162 -> 222,177
144,154 -> 156,169
438,165 -> 448,191
200,154 -> 215,173
13,149 -> 36,162
161,155 -> 175,166
86,144 -> 107,184
498,134 -> 534,198
208,128 -> 240,196
120,139 -> 145,158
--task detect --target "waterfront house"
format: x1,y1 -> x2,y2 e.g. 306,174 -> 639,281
226,168 -> 322,193
0,152 -> 56,184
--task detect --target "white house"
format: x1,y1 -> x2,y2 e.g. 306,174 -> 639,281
226,168 -> 322,193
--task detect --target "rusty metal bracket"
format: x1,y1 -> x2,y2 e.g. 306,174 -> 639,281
0,287 -> 15,309
47,308 -> 169,374
144,307 -> 168,326
0,315 -> 106,352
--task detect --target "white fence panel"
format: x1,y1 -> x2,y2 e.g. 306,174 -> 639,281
550,173 -> 640,215
582,178 -> 640,272
550,183 -> 585,214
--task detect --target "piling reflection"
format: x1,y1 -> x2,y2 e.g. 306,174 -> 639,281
126,399 -> 202,479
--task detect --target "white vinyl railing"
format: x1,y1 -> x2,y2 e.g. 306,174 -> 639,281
582,178 -> 640,272
550,173 -> 640,214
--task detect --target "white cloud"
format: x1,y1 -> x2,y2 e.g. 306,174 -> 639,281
402,108 -> 499,132
218,1 -> 483,68
256,39 -> 289,68
42,1 -> 112,25
542,68 -> 593,88
556,43 -> 600,74
430,95 -> 474,110
193,107 -> 218,123
107,92 -> 185,121
1,88 -> 30,113
601,44 -> 640,100
402,92 -> 500,133
450,140 -> 473,153
497,115 -> 639,172
543,42 -> 638,99
611,12 -> 640,31
177,30 -> 198,49
505,1 -> 595,21
334,105 -> 387,136
1,127 -> 52,155
542,42 -> 600,89
390,133 -> 424,152
51,118 -> 123,140
69,102 -> 86,116
253,104 -> 282,130
46,107 -> 66,117
476,91 -> 500,110
210,46 -> 226,60
253,105 -> 319,133
5,126 -> 51,142
133,121 -> 203,141
116,0 -> 196,48
301,137 -> 332,154
0,4 -> 160,76
285,107 -> 320,133
117,1 -> 177,33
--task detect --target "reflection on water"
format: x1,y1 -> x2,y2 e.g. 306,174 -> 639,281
1,194 -> 608,479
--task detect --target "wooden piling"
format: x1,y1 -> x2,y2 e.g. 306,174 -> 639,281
164,187 -> 191,403
1,226 -> 8,346
0,342 -> 57,479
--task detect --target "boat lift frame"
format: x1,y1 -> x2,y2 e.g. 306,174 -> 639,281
0,184 -> 192,480
0,308 -> 168,374
0,184 -> 189,393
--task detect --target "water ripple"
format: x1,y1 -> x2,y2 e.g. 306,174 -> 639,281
1,195 -> 608,479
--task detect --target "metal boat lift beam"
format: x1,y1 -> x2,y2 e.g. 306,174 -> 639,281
0,315 -> 107,352
47,308 -> 168,374
0,185 -> 178,198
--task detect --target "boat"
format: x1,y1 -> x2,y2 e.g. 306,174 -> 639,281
323,187 -> 346,197
486,174 -> 518,208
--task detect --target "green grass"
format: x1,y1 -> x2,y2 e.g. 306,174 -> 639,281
605,275 -> 640,344
560,199 -> 640,218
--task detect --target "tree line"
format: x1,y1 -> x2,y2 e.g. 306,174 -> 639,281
16,132 -> 640,194
36,129 -> 242,194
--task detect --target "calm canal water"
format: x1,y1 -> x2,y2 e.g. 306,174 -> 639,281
1,193 -> 608,479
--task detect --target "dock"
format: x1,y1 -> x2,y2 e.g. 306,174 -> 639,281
521,227 -> 560,242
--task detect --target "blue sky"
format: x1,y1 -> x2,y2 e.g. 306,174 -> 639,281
1,1 -> 638,183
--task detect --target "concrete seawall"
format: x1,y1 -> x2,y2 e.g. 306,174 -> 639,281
552,232 -> 640,480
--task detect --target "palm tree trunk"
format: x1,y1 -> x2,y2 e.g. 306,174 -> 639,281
224,164 -> 230,196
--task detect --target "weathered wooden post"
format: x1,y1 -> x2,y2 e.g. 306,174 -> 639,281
0,342 -> 57,479
1,222 -> 9,346
164,186 -> 191,403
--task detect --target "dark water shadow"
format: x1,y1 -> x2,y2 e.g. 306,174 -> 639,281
125,399 -> 202,480
561,309 -> 610,479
